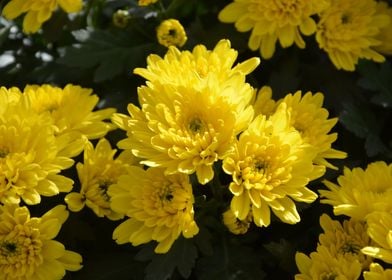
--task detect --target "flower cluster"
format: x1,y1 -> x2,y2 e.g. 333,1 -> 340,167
111,39 -> 345,252
0,84 -> 115,279
219,0 -> 392,71
295,161 -> 392,278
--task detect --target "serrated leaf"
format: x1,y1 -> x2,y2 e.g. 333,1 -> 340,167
139,237 -> 198,280
57,28 -> 156,82
196,239 -> 265,280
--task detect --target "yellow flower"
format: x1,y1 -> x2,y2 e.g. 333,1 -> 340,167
374,1 -> 392,55
222,103 -> 322,227
318,214 -> 373,269
156,19 -> 187,48
23,84 -> 115,157
138,0 -> 158,6
65,139 -> 137,220
2,0 -> 83,34
295,246 -> 362,280
218,0 -> 329,59
363,263 -> 392,280
0,204 -> 82,279
316,0 -> 390,71
109,166 -> 199,254
222,208 -> 252,235
0,95 -> 74,205
278,90 -> 347,171
320,161 -> 392,220
361,211 -> 392,264
114,40 -> 259,184
112,9 -> 130,28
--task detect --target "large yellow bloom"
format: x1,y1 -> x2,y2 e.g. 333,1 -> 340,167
374,1 -> 392,55
23,84 -> 116,158
316,0 -> 390,71
156,19 -> 187,48
0,204 -> 82,279
113,41 -> 259,184
318,214 -> 373,269
222,103 -> 322,227
2,0 -> 83,34
0,90 -> 74,205
218,0 -> 329,59
363,263 -> 392,280
361,211 -> 392,264
320,161 -> 392,220
109,166 -> 199,254
65,138 -> 137,220
295,246 -> 362,280
254,88 -> 347,171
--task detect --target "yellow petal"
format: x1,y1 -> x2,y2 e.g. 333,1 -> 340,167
65,192 -> 85,212
57,0 -> 83,13
231,193 -> 250,220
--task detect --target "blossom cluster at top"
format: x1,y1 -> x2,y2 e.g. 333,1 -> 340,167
295,161 -> 392,279
219,0 -> 392,71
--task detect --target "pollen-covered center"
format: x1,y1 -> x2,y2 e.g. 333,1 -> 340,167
340,241 -> 361,254
0,147 -> 9,158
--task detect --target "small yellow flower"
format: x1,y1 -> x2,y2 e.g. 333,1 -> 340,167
222,208 -> 252,235
320,161 -> 392,220
23,84 -> 116,157
2,0 -> 83,34
374,1 -> 392,56
109,166 -> 199,254
112,9 -> 130,28
138,0 -> 158,6
0,204 -> 82,279
319,214 -> 373,269
218,0 -> 329,59
363,263 -> 392,280
316,0 -> 390,71
223,103 -> 322,227
156,19 -> 187,48
65,138 -> 137,220
295,246 -> 362,280
361,211 -> 392,264
0,91 -> 74,205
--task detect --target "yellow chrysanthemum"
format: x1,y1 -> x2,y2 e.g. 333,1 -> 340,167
112,9 -> 130,28
0,204 -> 82,279
318,214 -> 373,269
316,0 -> 390,71
0,95 -> 74,205
222,208 -> 252,235
320,161 -> 392,220
114,41 -> 259,184
361,211 -> 392,264
363,263 -> 392,280
65,138 -> 137,220
156,19 -> 187,48
295,246 -> 362,280
2,0 -> 83,34
222,103 -> 322,227
109,166 -> 199,254
0,87 -> 22,114
374,1 -> 392,55
218,0 -> 329,59
23,84 -> 116,158
138,0 -> 158,6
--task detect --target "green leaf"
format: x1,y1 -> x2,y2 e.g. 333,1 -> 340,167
196,238 -> 265,280
136,237 -> 198,280
57,28 -> 156,82
357,60 -> 392,107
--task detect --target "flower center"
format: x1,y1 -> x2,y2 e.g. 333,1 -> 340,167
168,29 -> 177,37
0,148 -> 9,158
0,241 -> 18,256
98,180 -> 112,201
188,117 -> 204,133
340,241 -> 361,254
321,273 -> 337,280
341,13 -> 351,24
